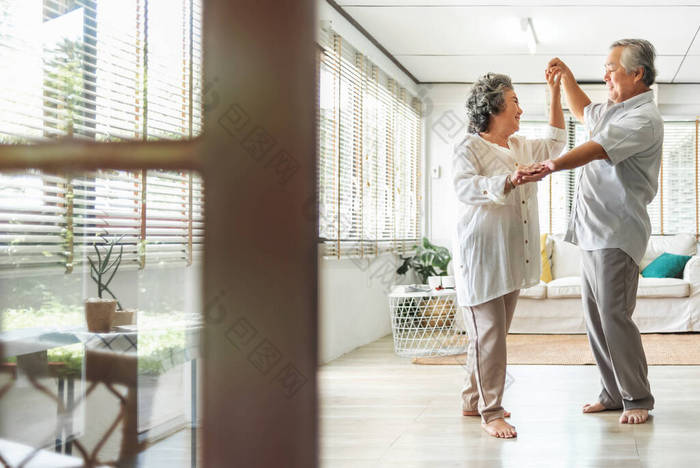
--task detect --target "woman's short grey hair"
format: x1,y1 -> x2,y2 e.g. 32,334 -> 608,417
465,73 -> 513,134
611,39 -> 656,86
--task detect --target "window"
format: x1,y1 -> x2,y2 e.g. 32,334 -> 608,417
317,30 -> 421,258
1,0 -> 202,143
516,118 -> 576,234
519,118 -> 700,236
0,0 -> 204,275
657,121 -> 697,234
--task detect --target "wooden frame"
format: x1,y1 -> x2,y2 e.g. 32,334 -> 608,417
0,0 -> 318,466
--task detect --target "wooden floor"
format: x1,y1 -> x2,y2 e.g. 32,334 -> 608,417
319,335 -> 700,468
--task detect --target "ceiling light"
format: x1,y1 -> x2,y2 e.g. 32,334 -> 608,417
521,17 -> 538,55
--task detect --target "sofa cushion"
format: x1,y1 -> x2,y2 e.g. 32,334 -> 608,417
540,234 -> 552,283
641,252 -> 692,279
637,278 -> 690,298
545,276 -> 691,298
546,276 -> 581,298
521,281 -> 547,299
550,235 -> 582,279
683,256 -> 700,284
640,234 -> 696,270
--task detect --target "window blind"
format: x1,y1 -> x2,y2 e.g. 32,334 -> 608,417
515,120 -> 571,234
317,30 -> 422,258
554,119 -> 584,234
0,169 -> 204,275
520,119 -> 700,237
0,172 -> 69,271
144,170 -> 193,264
660,121 -> 696,234
0,0 -> 202,143
72,170 -> 143,270
0,0 -> 204,275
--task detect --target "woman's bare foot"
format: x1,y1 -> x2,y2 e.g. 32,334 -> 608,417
582,401 -> 607,413
620,409 -> 649,424
463,409 -> 511,418
481,418 -> 517,438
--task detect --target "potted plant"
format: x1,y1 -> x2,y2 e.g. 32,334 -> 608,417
86,233 -> 133,332
396,238 -> 455,330
396,237 -> 452,284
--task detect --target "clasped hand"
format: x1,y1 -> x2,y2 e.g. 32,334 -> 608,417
511,160 -> 555,186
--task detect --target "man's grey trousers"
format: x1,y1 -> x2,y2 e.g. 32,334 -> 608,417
581,248 -> 655,411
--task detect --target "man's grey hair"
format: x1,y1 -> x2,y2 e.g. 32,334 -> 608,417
465,73 -> 513,134
611,39 -> 657,87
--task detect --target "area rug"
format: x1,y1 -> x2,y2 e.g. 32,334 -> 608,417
411,334 -> 700,365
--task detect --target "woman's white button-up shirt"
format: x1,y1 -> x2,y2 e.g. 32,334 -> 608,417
452,126 -> 567,307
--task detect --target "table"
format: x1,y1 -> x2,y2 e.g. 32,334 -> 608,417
0,437 -> 105,468
388,285 -> 467,357
0,322 -> 201,466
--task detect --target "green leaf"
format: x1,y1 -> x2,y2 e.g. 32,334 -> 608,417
396,257 -> 411,275
103,285 -> 123,310
102,241 -> 115,270
396,237 -> 452,283
103,250 -> 122,289
93,242 -> 102,269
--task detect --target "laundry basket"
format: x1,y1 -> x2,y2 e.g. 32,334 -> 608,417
388,285 -> 468,357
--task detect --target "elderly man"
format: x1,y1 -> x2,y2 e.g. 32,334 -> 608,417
522,39 -> 662,425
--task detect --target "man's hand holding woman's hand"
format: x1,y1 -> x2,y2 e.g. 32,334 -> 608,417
546,58 -> 573,88
510,161 -> 554,186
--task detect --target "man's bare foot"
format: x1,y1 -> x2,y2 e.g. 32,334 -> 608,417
463,409 -> 511,418
620,408 -> 649,424
582,401 -> 607,413
481,418 -> 517,439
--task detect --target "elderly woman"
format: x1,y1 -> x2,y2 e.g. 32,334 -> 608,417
453,71 -> 565,438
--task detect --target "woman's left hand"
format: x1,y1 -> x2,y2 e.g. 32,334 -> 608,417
512,162 -> 552,185
545,66 -> 561,91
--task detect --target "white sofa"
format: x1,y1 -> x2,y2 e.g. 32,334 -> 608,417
509,234 -> 700,333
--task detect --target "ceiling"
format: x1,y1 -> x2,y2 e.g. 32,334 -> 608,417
332,0 -> 700,83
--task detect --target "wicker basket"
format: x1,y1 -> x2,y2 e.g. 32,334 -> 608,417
388,286 -> 468,357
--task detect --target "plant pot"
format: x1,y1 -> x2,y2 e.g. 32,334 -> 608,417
441,275 -> 455,289
113,309 -> 137,328
85,298 -> 117,333
427,276 -> 442,289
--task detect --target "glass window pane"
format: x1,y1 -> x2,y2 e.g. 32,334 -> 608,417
0,168 -> 204,466
0,0 -> 203,144
662,122 -> 696,234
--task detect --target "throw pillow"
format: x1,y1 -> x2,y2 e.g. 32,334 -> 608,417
550,234 -> 582,279
640,234 -> 697,270
641,252 -> 692,279
540,233 -> 552,283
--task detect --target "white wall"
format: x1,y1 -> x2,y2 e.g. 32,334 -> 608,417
318,253 -> 415,364
423,82 -> 700,246
657,84 -> 700,119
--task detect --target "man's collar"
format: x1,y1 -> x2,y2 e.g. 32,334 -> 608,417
620,90 -> 654,110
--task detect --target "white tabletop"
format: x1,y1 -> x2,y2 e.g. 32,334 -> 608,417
388,284 -> 457,299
